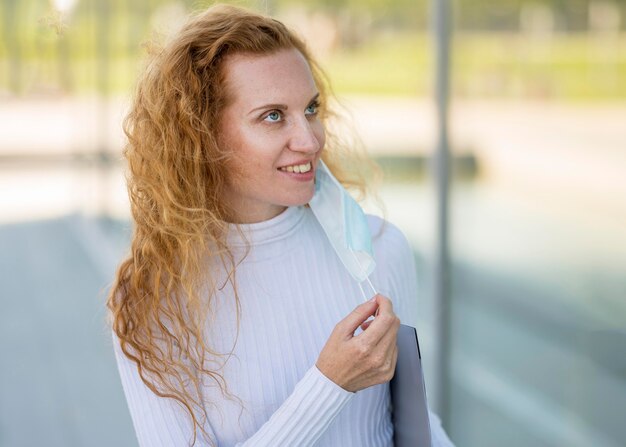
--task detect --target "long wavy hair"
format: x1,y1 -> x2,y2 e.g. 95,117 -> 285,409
107,3 -> 376,445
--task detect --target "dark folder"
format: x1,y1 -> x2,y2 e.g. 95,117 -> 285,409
390,324 -> 432,447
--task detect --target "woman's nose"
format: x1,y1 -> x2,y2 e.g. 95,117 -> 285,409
288,117 -> 321,154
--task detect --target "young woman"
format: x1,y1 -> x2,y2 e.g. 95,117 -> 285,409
108,4 -> 454,446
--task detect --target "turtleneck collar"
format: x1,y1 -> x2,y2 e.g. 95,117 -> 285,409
225,205 -> 307,248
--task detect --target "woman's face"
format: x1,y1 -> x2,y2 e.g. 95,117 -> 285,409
218,48 -> 325,223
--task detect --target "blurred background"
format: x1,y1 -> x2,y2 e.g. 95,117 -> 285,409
1,0 -> 625,446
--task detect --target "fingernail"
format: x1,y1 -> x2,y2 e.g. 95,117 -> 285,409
369,296 -> 376,303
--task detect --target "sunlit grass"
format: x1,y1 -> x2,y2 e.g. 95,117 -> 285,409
323,31 -> 626,100
2,26 -> 625,100
451,32 -> 626,100
322,33 -> 432,96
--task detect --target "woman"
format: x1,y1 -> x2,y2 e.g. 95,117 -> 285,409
109,4 -> 454,446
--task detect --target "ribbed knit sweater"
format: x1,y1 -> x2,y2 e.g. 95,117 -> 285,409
113,205 -> 454,446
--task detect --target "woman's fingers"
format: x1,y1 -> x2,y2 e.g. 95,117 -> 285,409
337,297 -> 378,337
360,318 -> 373,332
357,295 -> 399,344
316,294 -> 401,392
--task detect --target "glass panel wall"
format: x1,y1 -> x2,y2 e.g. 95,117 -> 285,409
447,2 -> 626,446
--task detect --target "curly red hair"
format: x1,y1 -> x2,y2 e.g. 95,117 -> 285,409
108,4 -> 375,445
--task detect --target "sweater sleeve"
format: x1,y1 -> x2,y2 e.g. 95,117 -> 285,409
113,333 -> 354,447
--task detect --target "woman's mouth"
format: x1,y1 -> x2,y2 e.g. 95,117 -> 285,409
278,162 -> 312,174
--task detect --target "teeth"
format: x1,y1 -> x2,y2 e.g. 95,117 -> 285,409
280,162 -> 311,173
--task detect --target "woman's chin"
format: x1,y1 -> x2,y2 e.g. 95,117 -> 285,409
290,189 -> 316,207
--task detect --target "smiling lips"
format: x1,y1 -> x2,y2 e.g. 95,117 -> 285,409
278,162 -> 312,174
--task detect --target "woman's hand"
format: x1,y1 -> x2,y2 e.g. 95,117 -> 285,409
316,294 -> 400,393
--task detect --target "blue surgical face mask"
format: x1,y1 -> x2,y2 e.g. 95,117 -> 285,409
309,160 -> 377,300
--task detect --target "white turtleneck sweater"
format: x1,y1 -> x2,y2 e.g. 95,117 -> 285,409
113,206 -> 455,447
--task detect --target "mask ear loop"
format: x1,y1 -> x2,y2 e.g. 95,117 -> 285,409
351,250 -> 377,301
357,282 -> 368,301
357,279 -> 377,301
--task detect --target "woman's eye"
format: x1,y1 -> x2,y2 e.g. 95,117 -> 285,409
264,111 -> 282,122
305,103 -> 319,115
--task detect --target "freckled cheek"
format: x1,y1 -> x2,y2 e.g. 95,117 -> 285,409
313,122 -> 326,152
225,156 -> 257,188
235,154 -> 265,179
229,133 -> 267,174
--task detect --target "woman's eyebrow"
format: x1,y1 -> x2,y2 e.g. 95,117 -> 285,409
248,103 -> 288,115
247,93 -> 320,116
